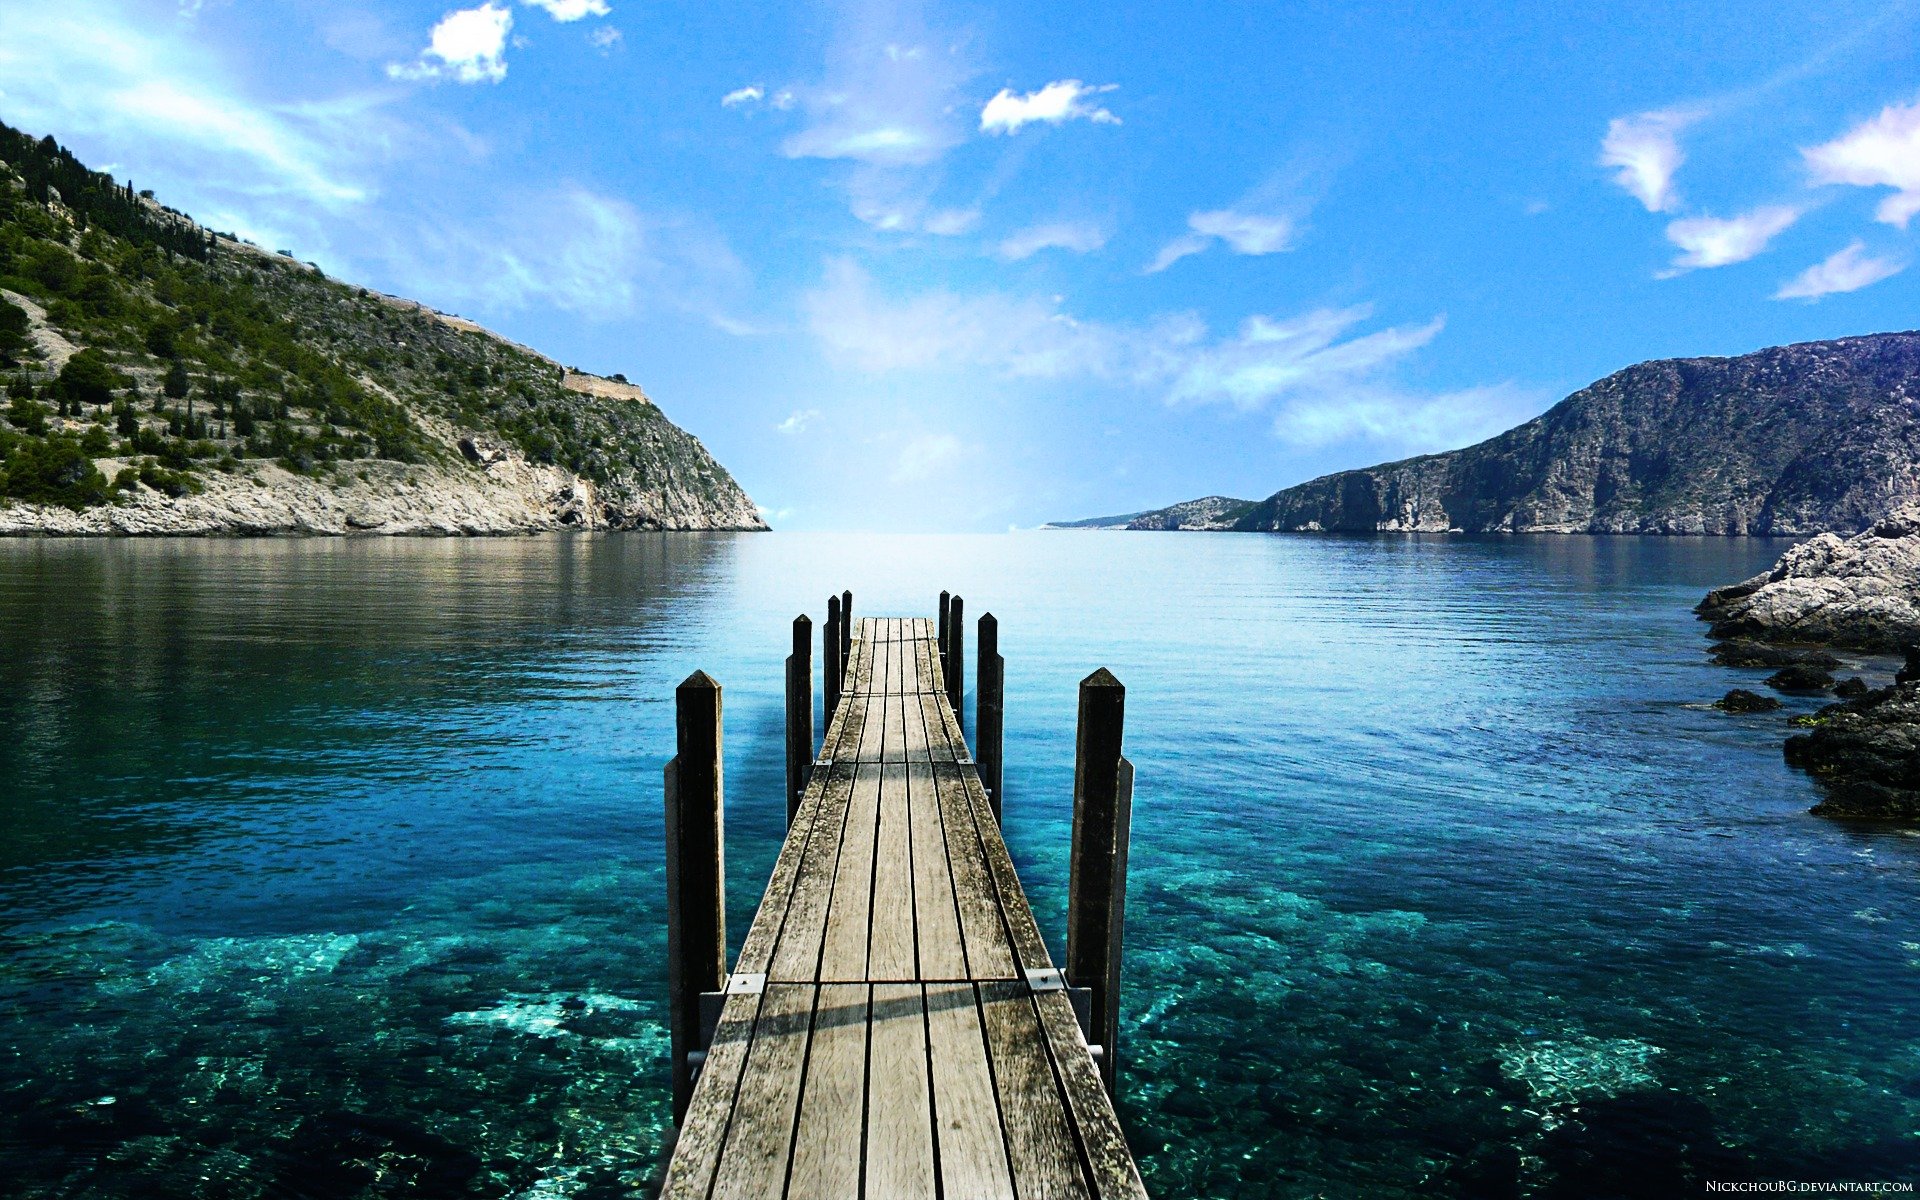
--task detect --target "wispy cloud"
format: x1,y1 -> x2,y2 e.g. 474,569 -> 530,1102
1148,208 -> 1296,273
1167,305 -> 1444,410
0,5 -> 376,209
588,26 -> 621,51
996,221 -> 1107,261
388,3 -> 513,84
802,260 -> 1492,453
1660,205 -> 1800,274
979,80 -> 1119,135
391,187 -> 750,328
522,0 -> 609,20
776,408 -> 821,434
1600,109 -> 1698,213
1774,240 -> 1906,301
781,4 -> 967,167
891,433 -> 963,482
1803,95 -> 1920,227
722,85 -> 764,107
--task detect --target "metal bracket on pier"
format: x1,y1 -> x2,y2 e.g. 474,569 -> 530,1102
814,758 -> 833,770
1025,968 -> 1098,1051
691,973 -> 770,1078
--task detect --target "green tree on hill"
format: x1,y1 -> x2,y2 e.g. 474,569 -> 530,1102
163,358 -> 189,400
49,348 -> 121,408
0,298 -> 29,365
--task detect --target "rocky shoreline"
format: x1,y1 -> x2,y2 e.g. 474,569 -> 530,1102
1698,507 -> 1920,817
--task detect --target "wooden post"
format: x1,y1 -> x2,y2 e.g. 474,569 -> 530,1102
977,613 -> 1004,820
785,615 -> 813,825
824,595 -> 842,716
947,594 -> 965,733
841,589 -> 853,665
1066,668 -> 1131,1095
665,671 -> 726,1124
938,591 -> 951,683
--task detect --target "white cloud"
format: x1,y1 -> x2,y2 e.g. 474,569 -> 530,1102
781,3 -> 967,167
389,3 -> 513,85
1146,233 -> 1211,274
722,85 -> 764,108
588,26 -> 621,50
777,409 -> 821,434
979,80 -> 1120,135
1661,205 -> 1800,274
1148,207 -> 1296,273
996,221 -> 1107,261
393,187 -> 750,327
1167,305 -> 1445,410
803,260 -> 1479,453
1804,96 -> 1920,227
891,433 -> 963,482
0,6 -> 374,209
1774,240 -> 1907,301
1600,109 -> 1697,212
1270,382 -> 1548,453
922,208 -> 981,236
522,0 -> 609,20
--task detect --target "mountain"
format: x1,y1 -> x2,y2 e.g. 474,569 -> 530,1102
0,122 -> 765,535
1067,332 -> 1920,537
1045,495 -> 1257,531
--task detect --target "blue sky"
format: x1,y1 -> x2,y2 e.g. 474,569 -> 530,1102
2,0 -> 1918,529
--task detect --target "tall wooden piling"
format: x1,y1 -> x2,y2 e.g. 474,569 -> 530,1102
664,671 -> 726,1123
977,612 -> 1004,820
840,590 -> 853,665
825,596 -> 842,715
946,594 -> 965,732
937,590 -> 951,681
1066,668 -> 1131,1095
785,615 -> 813,824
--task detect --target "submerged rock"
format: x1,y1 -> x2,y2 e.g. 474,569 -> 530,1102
1715,689 -> 1783,713
1766,665 -> 1836,694
1697,506 -> 1920,651
1707,638 -> 1842,669
1783,683 -> 1920,818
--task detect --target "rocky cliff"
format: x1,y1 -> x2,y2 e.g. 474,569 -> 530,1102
0,122 -> 765,535
1107,332 -> 1920,536
1698,506 -> 1920,651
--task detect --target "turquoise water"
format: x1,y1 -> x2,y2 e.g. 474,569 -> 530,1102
2,532 -> 1917,1197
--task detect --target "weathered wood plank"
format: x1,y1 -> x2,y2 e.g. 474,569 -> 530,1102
950,764 -> 1054,972
930,762 -> 1018,979
979,981 -> 1092,1200
1032,990 -> 1150,1199
820,762 -> 882,981
734,685 -> 869,976
865,983 -> 936,1199
908,763 -> 967,979
769,760 -> 858,982
788,983 -> 870,1198
657,987 -> 764,1200
926,982 -> 1017,1199
708,983 -> 815,1200
868,763 -> 917,979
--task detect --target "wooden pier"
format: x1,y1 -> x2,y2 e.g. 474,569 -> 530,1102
658,605 -> 1147,1199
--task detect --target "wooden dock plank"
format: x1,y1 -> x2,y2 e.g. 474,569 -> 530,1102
868,763 -> 918,979
788,983 -> 870,1198
927,982 -> 1017,1199
909,763 -> 968,979
865,982 -> 936,1199
931,763 -> 1018,979
707,983 -> 815,1200
658,987 -> 764,1200
980,981 -> 1093,1200
820,762 -> 882,981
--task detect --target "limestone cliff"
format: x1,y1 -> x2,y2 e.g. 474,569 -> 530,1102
0,121 -> 765,535
1089,332 -> 1920,537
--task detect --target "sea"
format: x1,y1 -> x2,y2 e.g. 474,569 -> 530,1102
1,531 -> 1916,1198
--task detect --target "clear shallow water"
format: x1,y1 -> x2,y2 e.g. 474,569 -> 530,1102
1,532 -> 1917,1198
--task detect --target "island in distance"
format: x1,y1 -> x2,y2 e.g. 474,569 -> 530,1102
0,122 -> 763,536
1052,331 -> 1920,537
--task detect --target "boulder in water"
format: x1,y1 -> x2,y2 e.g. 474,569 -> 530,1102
1715,689 -> 1783,713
